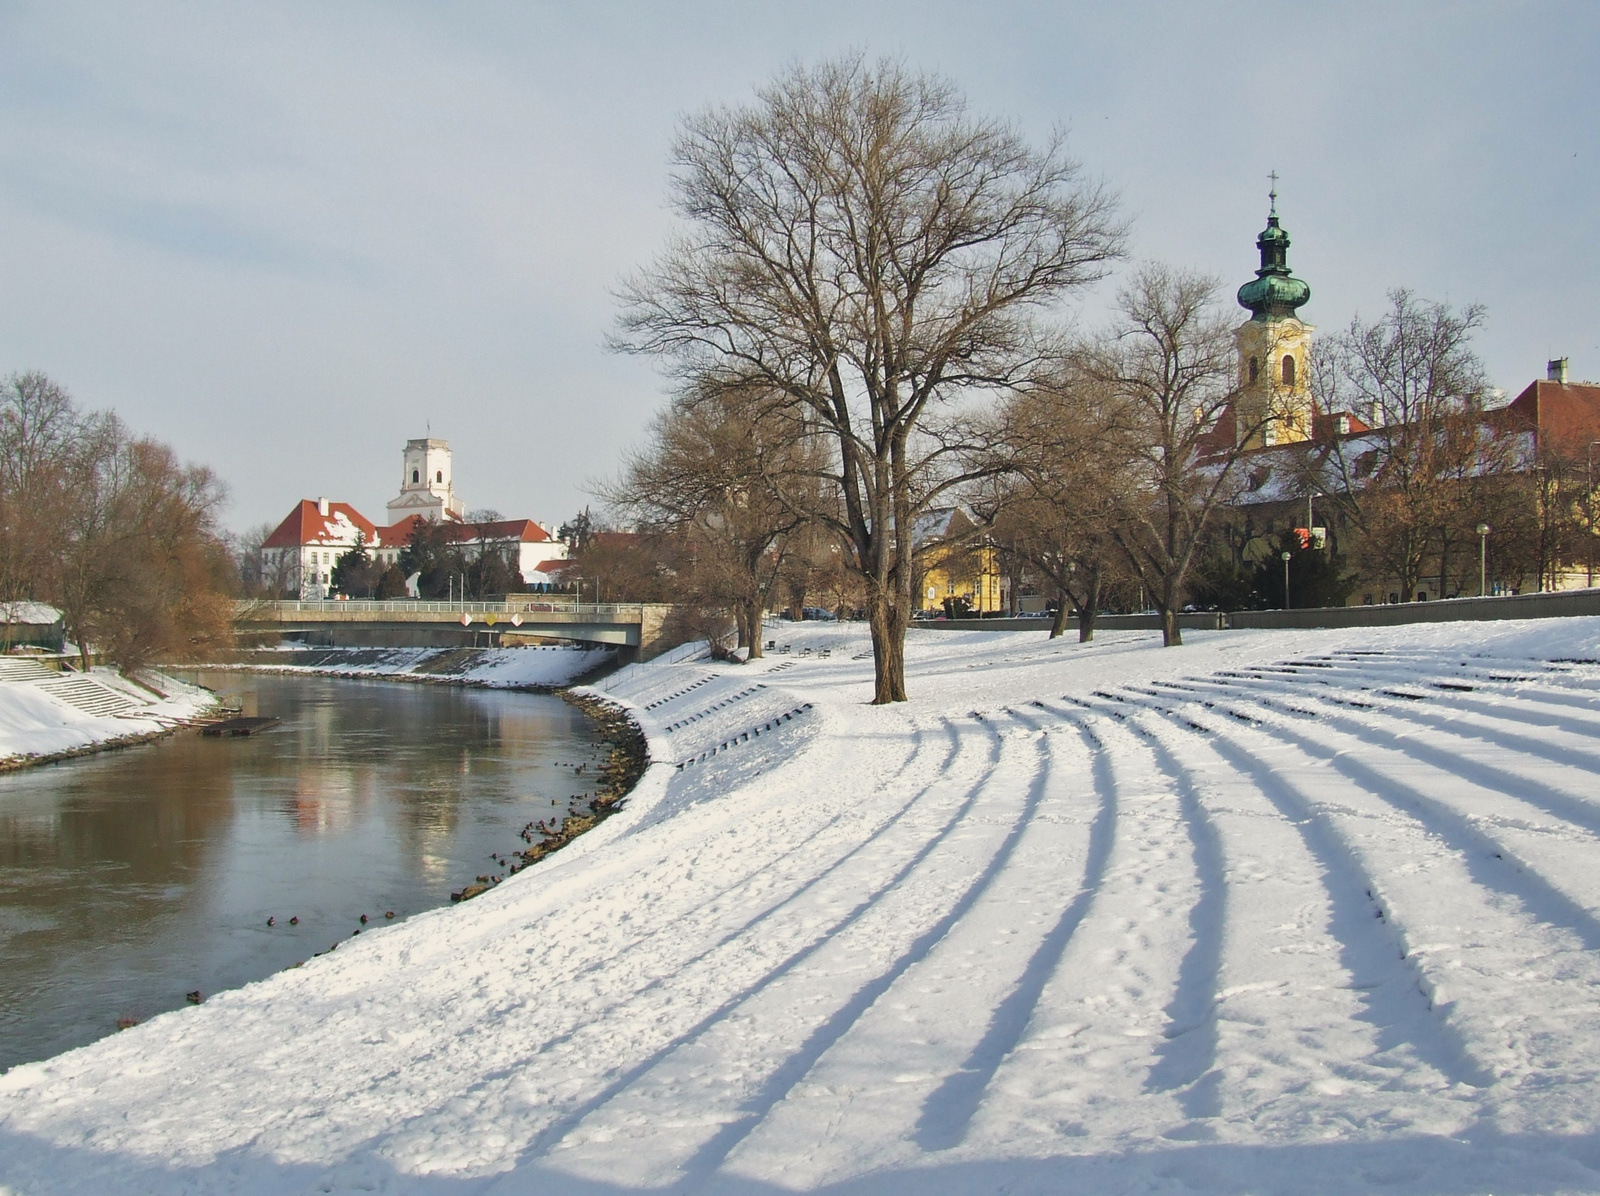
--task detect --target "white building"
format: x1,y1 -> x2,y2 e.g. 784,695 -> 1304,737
260,440 -> 566,598
260,497 -> 378,599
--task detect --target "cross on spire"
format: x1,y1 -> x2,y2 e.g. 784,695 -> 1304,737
1268,170 -> 1279,216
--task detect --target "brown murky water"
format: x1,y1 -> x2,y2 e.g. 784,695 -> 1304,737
0,671 -> 607,1071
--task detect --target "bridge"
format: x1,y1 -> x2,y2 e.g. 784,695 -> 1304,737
234,599 -> 677,659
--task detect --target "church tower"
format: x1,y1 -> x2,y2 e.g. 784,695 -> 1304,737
1234,179 -> 1314,448
386,438 -> 464,524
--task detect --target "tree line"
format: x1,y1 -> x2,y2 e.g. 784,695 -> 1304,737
0,372 -> 234,670
598,55 -> 1585,703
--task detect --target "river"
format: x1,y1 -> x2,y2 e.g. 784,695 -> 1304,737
0,671 -> 608,1072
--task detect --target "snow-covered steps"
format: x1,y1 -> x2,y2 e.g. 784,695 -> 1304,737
661,683 -> 767,732
0,658 -> 155,718
33,675 -> 147,718
641,674 -> 718,710
676,703 -> 814,767
0,657 -> 58,683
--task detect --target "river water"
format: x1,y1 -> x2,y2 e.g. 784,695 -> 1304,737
0,671 -> 608,1072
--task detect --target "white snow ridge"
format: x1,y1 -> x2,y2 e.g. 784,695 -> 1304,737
4,618 -> 1600,1195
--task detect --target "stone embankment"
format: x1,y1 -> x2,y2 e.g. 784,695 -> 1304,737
220,644 -> 618,690
451,692 -> 649,901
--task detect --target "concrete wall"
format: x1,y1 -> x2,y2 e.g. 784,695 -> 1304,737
1228,588 -> 1600,629
915,612 -> 1226,634
914,591 -> 1600,636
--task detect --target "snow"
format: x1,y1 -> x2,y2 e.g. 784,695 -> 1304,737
0,602 -> 61,626
0,668 -> 216,764
4,618 -> 1600,1193
235,645 -> 616,688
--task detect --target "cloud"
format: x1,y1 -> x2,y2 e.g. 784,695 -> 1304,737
1,1 -> 1595,533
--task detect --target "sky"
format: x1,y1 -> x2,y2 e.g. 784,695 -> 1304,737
1,2 -> 1596,537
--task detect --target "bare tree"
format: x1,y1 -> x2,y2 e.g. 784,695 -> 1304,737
615,55 -> 1122,701
607,380 -> 821,657
1076,265 -> 1255,646
973,375 -> 1129,639
1319,291 -> 1498,601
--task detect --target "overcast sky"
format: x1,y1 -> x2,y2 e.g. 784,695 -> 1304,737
2,2 -> 1595,535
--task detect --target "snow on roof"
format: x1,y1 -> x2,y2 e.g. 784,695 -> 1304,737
911,506 -> 979,548
0,601 -> 62,626
262,500 -> 378,549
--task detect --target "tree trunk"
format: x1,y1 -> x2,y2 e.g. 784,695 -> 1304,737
1047,587 -> 1069,639
868,591 -> 908,704
745,599 -> 764,658
1160,604 -> 1182,647
1078,568 -> 1102,643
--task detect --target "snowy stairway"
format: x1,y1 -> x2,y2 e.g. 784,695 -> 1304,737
34,676 -> 146,718
676,703 -> 813,768
0,657 -> 57,683
661,684 -> 767,732
642,674 -> 718,711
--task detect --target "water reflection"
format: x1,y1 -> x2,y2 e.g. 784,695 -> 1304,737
0,671 -> 605,1071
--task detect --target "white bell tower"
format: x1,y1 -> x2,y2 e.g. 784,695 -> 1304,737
386,438 -> 464,523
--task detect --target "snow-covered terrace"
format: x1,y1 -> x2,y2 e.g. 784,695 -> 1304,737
3,618 -> 1600,1194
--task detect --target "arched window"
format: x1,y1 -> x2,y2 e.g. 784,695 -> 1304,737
411,469 -> 419,484
1248,356 -> 1259,384
435,470 -> 443,483
1281,354 -> 1296,387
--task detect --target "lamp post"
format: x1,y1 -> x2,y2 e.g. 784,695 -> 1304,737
1281,550 -> 1293,609
1588,441 -> 1600,588
1476,523 -> 1491,597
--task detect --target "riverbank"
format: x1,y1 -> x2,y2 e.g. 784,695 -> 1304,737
0,666 -> 217,771
5,617 -> 1600,1194
451,691 -> 651,903
216,643 -> 617,690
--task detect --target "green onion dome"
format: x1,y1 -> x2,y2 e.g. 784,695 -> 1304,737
1237,213 -> 1310,320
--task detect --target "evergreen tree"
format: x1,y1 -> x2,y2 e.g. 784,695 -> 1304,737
330,534 -> 380,597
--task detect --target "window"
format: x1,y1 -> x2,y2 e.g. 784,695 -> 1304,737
412,469 -> 419,483
1248,356 -> 1259,384
1281,354 -> 1296,387
435,470 -> 443,483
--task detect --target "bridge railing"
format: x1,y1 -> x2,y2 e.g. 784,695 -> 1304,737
236,599 -> 650,619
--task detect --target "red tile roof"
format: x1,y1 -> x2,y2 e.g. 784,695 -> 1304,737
262,501 -> 378,549
372,515 -> 554,550
1500,379 -> 1600,456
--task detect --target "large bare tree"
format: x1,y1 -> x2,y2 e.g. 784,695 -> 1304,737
1077,265 -> 1256,646
615,56 -> 1122,702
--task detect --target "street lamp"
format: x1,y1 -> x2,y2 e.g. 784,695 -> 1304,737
1476,523 -> 1491,597
1281,550 -> 1293,610
1588,440 -> 1600,588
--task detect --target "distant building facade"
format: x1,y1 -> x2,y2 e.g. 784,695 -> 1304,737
261,498 -> 378,599
261,439 -> 565,598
